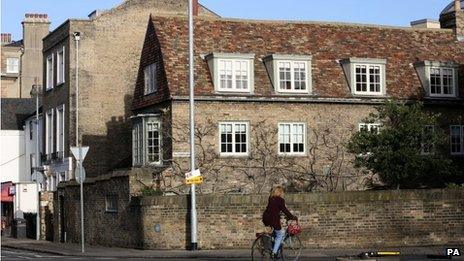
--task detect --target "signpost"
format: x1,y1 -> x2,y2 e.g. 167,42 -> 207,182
185,169 -> 203,185
70,146 -> 89,253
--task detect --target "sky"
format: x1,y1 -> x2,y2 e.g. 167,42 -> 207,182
1,0 -> 454,41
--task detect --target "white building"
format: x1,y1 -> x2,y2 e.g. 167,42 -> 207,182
1,99 -> 39,220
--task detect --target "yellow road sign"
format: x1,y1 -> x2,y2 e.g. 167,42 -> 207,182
186,176 -> 204,185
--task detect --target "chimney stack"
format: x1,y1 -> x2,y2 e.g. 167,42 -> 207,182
193,0 -> 199,16
1,33 -> 12,45
456,0 -> 464,40
440,0 -> 464,41
21,13 -> 50,97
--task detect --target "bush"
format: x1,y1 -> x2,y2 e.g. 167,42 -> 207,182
347,101 -> 458,189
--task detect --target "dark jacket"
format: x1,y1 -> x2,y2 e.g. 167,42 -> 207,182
262,196 -> 297,230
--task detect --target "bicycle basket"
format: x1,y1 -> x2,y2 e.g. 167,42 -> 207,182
287,222 -> 302,236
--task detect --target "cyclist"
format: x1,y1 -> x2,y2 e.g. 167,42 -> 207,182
262,185 -> 298,259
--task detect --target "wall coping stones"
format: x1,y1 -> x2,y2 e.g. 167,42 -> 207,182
140,188 -> 464,206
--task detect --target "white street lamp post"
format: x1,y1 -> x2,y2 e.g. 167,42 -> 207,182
188,0 -> 198,251
73,31 -> 85,253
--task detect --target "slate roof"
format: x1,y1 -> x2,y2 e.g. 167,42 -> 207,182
132,15 -> 464,110
1,98 -> 36,130
2,40 -> 23,48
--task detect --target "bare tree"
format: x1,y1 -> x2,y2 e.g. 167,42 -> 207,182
148,116 -> 369,194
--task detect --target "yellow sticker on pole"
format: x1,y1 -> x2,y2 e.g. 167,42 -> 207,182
186,176 -> 204,185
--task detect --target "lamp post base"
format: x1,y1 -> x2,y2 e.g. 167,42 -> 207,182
190,243 -> 198,251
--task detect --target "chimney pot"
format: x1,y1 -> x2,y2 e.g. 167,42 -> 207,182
1,33 -> 12,44
23,13 -> 49,23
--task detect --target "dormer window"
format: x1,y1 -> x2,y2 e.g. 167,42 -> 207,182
415,61 -> 458,98
340,58 -> 387,96
263,54 -> 312,94
205,53 -> 254,93
144,63 -> 157,95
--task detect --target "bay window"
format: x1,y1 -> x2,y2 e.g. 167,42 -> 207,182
132,116 -> 162,166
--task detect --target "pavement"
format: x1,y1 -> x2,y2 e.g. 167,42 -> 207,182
1,237 -> 463,260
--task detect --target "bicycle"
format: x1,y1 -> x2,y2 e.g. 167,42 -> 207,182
251,221 -> 303,261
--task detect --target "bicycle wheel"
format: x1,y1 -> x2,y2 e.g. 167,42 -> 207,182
251,236 -> 273,260
280,235 -> 302,261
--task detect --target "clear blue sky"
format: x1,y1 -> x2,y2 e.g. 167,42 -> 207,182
1,0 -> 453,41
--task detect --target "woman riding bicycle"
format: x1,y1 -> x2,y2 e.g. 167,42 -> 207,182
262,186 -> 298,259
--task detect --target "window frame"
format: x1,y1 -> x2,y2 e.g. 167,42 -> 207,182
205,53 -> 255,94
105,194 -> 118,213
263,54 -> 313,95
46,54 -> 54,90
131,115 -> 163,167
276,60 -> 310,93
428,67 -> 456,97
45,109 -> 54,155
6,57 -> 19,74
450,125 -> 464,156
421,125 -> 435,155
132,123 -> 142,166
414,61 -> 459,98
145,119 -> 162,165
358,123 -> 381,134
340,58 -> 387,97
144,63 -> 157,95
56,46 -> 65,85
278,122 -> 307,156
218,121 -> 250,157
217,59 -> 251,92
55,105 -> 65,156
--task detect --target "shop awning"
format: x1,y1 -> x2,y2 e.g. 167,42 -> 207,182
1,182 -> 14,203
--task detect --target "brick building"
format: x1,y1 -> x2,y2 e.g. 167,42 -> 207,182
1,14 -> 50,98
131,0 -> 464,194
40,0 -> 217,186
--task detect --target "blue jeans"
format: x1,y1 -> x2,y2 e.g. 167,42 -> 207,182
272,229 -> 285,254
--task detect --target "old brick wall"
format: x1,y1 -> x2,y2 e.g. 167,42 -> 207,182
54,171 -> 143,248
154,101 -> 464,194
40,191 -> 54,241
141,189 -> 464,249
0,46 -> 22,98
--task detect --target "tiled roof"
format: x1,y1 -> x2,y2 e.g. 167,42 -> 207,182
3,39 -> 23,48
133,15 -> 464,110
1,98 -> 36,130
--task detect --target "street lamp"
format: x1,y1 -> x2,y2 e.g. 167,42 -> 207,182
188,0 -> 198,251
30,84 -> 43,241
73,31 -> 85,254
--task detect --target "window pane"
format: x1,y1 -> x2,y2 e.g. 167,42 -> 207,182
355,65 -> 367,92
451,126 -> 462,154
146,121 -> 160,163
442,69 -> 453,95
294,62 -> 306,90
278,62 -> 292,90
430,68 -> 441,94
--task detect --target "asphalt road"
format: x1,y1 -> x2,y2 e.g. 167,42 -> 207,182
1,247 -> 340,261
3,247 -> 462,261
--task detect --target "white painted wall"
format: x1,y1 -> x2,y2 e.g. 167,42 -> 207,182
0,130 -> 26,183
13,183 -> 38,217
24,115 -> 44,184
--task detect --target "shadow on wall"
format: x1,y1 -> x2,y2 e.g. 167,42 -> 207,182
81,94 -> 133,177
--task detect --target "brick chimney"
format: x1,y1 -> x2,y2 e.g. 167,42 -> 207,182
21,13 -> 50,97
1,33 -> 12,44
440,0 -> 464,41
193,0 -> 199,16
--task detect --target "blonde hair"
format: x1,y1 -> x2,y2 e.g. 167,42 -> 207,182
270,186 -> 285,198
